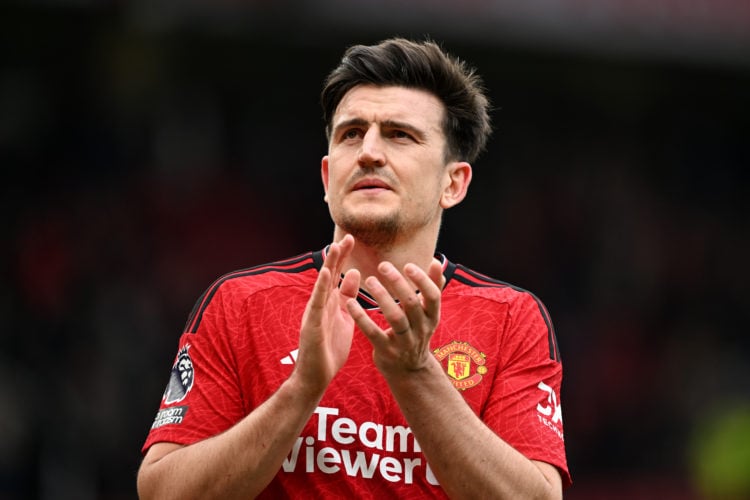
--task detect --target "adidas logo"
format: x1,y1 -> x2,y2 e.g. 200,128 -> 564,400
280,349 -> 300,365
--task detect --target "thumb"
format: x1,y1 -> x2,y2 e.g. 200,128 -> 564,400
340,269 -> 361,301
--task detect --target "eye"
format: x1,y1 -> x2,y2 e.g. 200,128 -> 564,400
341,128 -> 362,141
389,129 -> 416,142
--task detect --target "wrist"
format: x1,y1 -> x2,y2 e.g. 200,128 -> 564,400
285,367 -> 328,406
380,353 -> 445,388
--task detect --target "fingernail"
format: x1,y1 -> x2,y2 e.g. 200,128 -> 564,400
379,262 -> 395,275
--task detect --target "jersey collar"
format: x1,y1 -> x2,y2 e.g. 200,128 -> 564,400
314,247 -> 456,310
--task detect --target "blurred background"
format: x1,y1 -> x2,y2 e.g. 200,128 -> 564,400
2,1 -> 749,498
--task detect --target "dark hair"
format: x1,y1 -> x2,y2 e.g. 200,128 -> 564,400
321,38 -> 492,163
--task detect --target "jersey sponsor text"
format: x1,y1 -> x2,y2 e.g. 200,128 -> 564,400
536,381 -> 564,441
282,406 -> 439,485
151,405 -> 189,429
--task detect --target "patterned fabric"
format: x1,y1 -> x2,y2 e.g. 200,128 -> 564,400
142,250 -> 571,497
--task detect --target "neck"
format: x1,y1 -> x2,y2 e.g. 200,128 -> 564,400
332,225 -> 439,285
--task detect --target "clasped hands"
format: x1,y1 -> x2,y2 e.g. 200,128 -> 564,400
296,234 -> 446,389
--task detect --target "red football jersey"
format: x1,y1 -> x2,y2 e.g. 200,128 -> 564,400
143,250 -> 571,497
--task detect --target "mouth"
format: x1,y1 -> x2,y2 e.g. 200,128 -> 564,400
351,178 -> 392,192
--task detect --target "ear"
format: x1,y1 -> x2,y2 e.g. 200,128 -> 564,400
321,155 -> 330,203
440,161 -> 472,209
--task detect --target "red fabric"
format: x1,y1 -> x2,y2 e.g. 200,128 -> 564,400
142,251 -> 571,496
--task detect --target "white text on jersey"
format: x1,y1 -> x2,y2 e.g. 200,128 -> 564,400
282,406 -> 439,485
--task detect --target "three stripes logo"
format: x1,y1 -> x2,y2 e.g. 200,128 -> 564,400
280,348 -> 300,365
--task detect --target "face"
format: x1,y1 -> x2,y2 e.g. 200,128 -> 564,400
322,85 -> 470,249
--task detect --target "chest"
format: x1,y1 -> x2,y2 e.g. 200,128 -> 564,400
237,291 -> 508,422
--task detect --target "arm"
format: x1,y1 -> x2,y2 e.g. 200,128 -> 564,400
138,372 -> 325,500
346,260 -> 562,500
138,236 -> 361,500
381,352 -> 562,499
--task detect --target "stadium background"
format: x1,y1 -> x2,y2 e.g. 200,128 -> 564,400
2,1 -> 749,498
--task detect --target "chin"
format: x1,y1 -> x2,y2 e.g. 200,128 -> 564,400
337,212 -> 401,248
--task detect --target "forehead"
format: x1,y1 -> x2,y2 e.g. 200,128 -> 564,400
333,85 -> 445,131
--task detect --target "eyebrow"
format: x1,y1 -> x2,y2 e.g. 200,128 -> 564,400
332,118 -> 427,141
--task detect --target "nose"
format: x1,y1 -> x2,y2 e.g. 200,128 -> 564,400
357,127 -> 385,168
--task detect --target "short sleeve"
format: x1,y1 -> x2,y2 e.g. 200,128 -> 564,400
142,283 -> 247,453
482,292 -> 571,488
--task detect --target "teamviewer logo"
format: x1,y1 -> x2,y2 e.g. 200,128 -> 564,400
280,349 -> 300,365
536,381 -> 564,441
536,381 -> 562,424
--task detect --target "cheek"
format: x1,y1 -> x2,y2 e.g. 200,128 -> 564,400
327,172 -> 346,195
325,155 -> 349,186
415,174 -> 445,202
323,163 -> 340,190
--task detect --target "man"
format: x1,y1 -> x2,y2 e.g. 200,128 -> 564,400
138,38 -> 571,498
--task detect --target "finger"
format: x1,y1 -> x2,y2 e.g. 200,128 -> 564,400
335,235 -> 355,283
308,238 -> 346,318
340,269 -> 361,301
333,234 -> 354,273
377,262 -> 421,308
338,233 -> 355,254
364,275 -> 411,334
324,235 -> 354,287
428,258 -> 446,290
379,262 -> 431,330
323,240 -> 341,278
405,262 -> 442,321
307,266 -> 333,319
345,298 -> 387,344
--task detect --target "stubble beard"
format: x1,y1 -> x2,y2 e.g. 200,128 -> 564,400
337,211 -> 401,251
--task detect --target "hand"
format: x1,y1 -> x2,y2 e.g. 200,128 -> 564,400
295,235 -> 360,392
346,258 -> 445,376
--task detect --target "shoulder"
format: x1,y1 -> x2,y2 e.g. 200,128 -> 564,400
212,251 -> 321,294
444,260 -> 561,362
446,261 -> 541,306
183,250 -> 323,334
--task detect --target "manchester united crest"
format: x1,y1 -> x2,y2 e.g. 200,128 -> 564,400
433,341 -> 487,390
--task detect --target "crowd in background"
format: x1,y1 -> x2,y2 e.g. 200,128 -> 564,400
2,5 -> 749,499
